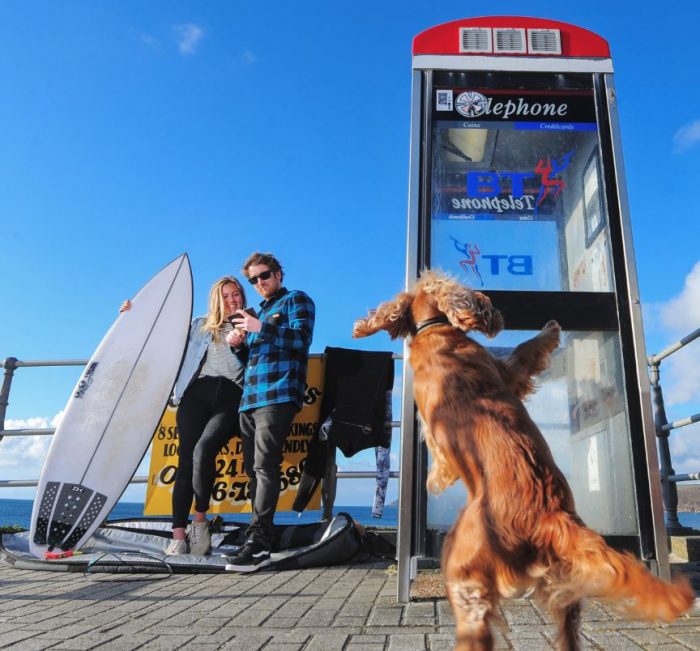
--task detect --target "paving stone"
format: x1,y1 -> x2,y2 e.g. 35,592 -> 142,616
11,639 -> 62,651
303,632 -> 350,651
110,634 -> 190,650
331,616 -> 367,627
670,631 -> 700,647
228,609 -> 274,626
270,630 -> 312,644
298,610 -> 336,627
660,621 -> 700,631
274,602 -> 313,618
541,628 -> 597,650
505,633 -> 556,650
387,633 -> 427,650
405,602 -> 435,618
307,598 -> 345,611
436,600 -> 455,626
501,603 -> 544,626
368,607 -> 403,626
581,631 -> 644,649
263,617 -> 304,629
0,630 -> 48,647
17,618 -> 85,632
426,633 -> 455,651
48,633 -> 123,650
96,620 -> 155,635
339,602 -> 373,617
363,626 -> 435,635
219,633 -> 272,651
623,628 -> 683,645
349,634 -> 387,643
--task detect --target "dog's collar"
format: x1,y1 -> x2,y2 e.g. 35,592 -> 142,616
414,315 -> 450,335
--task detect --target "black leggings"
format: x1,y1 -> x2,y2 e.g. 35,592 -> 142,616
172,377 -> 242,529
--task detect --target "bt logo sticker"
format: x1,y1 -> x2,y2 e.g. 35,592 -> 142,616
455,91 -> 488,117
466,150 -> 575,214
451,237 -> 484,286
451,236 -> 533,282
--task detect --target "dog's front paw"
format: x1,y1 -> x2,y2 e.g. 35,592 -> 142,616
541,320 -> 561,347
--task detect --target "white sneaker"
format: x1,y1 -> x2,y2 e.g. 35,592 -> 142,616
165,538 -> 188,556
188,521 -> 211,555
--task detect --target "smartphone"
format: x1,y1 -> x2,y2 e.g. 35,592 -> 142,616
227,307 -> 257,325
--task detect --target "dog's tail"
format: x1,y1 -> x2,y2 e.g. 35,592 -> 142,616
539,513 -> 694,622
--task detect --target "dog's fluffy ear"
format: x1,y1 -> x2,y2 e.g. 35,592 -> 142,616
455,290 -> 504,338
421,272 -> 504,338
353,292 -> 414,340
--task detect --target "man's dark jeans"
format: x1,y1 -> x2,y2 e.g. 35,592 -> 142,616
240,402 -> 298,549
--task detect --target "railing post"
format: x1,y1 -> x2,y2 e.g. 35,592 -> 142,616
322,445 -> 337,521
649,360 -> 691,534
0,357 -> 18,444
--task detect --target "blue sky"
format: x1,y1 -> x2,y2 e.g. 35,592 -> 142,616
1,1 -> 699,509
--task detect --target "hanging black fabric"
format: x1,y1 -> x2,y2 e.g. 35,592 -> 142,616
322,347 -> 394,456
293,347 -> 394,513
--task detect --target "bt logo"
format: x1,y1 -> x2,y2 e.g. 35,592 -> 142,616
466,150 -> 575,214
482,254 -> 532,276
451,237 -> 532,280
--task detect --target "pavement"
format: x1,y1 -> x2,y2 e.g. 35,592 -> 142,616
2,558 -> 700,650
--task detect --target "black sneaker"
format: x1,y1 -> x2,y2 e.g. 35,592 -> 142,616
224,541 -> 271,573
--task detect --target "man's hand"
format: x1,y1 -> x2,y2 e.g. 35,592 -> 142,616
231,309 -> 262,334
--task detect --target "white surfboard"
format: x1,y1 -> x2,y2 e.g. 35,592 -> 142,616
29,254 -> 193,557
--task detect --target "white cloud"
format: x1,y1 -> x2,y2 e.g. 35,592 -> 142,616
669,422 -> 700,474
673,119 -> 700,154
0,417 -> 53,470
241,49 -> 257,66
660,261 -> 700,334
173,23 -> 204,56
657,261 -> 700,405
138,32 -> 160,49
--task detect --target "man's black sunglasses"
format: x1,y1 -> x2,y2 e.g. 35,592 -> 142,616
248,269 -> 274,285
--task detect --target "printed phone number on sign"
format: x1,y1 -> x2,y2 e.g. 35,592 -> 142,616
156,459 -> 307,504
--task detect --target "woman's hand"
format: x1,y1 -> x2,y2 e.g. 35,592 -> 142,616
119,299 -> 132,313
231,309 -> 262,333
225,328 -> 246,348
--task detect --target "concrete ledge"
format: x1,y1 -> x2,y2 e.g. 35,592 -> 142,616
669,535 -> 700,561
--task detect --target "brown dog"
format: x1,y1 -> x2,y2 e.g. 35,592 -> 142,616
353,270 -> 693,650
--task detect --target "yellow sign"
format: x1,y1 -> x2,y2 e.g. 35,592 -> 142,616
144,357 -> 324,515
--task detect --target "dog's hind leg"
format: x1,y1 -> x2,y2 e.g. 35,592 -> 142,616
443,508 -> 498,650
447,578 -> 497,651
550,600 -> 582,651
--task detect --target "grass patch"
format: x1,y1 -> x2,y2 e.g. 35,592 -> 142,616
0,525 -> 26,534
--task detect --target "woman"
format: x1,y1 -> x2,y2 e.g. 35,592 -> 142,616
121,276 -> 248,555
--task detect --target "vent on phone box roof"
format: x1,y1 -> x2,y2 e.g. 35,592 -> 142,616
459,27 -> 492,53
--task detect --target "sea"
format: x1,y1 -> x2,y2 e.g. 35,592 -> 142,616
0,498 -> 397,530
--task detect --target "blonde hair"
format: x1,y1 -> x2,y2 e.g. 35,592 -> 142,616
201,276 -> 247,343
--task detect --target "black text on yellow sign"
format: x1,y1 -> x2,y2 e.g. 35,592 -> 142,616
144,357 -> 324,515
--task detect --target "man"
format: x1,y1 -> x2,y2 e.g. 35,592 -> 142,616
225,252 -> 315,571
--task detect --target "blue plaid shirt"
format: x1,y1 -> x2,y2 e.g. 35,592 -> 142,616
240,287 -> 315,411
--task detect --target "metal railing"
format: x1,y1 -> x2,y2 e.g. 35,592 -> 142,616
0,355 -> 401,497
648,327 -> 700,534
